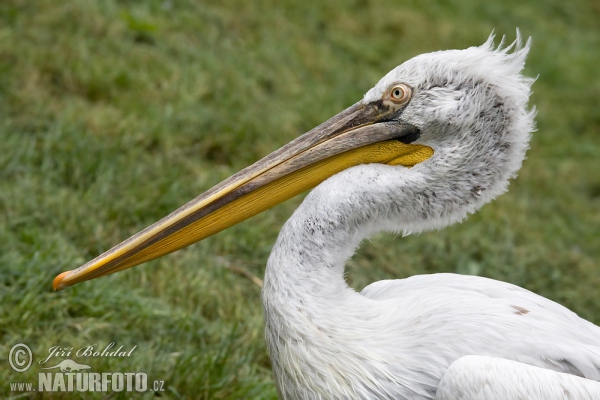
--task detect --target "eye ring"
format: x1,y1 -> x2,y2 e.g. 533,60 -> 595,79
389,84 -> 410,104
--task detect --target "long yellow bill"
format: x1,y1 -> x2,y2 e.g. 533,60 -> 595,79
53,100 -> 433,290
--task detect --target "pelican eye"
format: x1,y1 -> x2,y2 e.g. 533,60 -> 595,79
389,84 -> 410,104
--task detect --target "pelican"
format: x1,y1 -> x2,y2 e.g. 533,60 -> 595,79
53,33 -> 600,399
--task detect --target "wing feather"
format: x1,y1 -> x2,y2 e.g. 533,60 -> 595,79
360,273 -> 600,383
436,355 -> 600,400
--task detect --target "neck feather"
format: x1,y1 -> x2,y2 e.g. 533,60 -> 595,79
260,144 -> 523,397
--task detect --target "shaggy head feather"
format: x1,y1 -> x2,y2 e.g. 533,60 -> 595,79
364,32 -> 536,234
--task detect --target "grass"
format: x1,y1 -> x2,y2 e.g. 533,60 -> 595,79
1,0 -> 599,398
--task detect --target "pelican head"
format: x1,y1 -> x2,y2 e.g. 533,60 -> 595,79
360,33 -> 535,234
52,33 -> 534,291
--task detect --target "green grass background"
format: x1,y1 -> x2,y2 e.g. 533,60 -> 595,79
1,0 -> 599,398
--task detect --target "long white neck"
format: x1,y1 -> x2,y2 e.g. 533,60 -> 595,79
262,163 -> 435,397
263,164 -> 420,304
261,129 -> 528,397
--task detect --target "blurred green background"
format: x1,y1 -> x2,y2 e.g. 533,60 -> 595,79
1,0 -> 598,398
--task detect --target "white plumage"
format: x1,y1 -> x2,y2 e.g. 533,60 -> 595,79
53,32 -> 600,399
262,34 -> 600,398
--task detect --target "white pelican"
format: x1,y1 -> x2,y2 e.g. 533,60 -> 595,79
53,33 -> 600,399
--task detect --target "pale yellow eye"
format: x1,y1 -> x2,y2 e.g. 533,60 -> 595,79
389,84 -> 410,103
